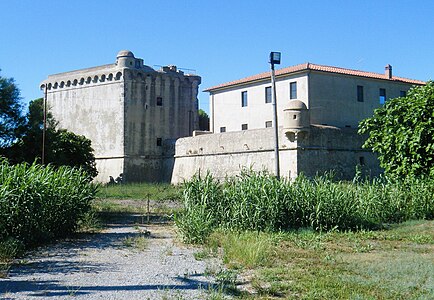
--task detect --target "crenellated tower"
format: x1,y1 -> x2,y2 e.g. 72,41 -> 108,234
41,50 -> 201,182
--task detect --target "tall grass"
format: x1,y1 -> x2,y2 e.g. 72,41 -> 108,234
175,170 -> 434,243
0,159 -> 97,248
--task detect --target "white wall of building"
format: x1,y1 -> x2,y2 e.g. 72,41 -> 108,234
308,72 -> 414,128
210,74 -> 308,132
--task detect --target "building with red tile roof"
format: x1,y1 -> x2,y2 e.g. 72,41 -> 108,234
205,63 -> 424,132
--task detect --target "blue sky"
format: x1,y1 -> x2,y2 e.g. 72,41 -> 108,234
1,0 -> 433,114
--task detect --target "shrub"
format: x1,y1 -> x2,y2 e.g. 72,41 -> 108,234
0,159 -> 97,247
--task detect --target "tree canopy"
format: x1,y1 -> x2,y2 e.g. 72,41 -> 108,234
0,70 -> 25,146
198,109 -> 210,131
358,81 -> 434,178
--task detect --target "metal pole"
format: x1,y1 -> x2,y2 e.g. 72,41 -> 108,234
270,63 -> 280,179
42,85 -> 47,165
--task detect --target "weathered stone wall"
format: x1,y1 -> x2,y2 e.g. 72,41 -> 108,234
171,125 -> 382,184
44,65 -> 125,182
41,51 -> 201,183
171,127 -> 298,184
296,126 -> 381,179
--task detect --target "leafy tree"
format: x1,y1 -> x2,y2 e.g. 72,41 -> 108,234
358,81 -> 434,178
198,109 -> 210,131
0,70 -> 25,146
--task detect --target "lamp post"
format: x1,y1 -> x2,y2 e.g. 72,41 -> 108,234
41,84 -> 47,165
269,52 -> 281,179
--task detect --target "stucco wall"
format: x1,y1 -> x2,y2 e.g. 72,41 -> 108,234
304,71 -> 414,128
210,74 -> 308,132
209,69 -> 418,131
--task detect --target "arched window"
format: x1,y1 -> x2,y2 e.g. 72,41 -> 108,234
73,79 -> 78,86
53,82 -> 58,89
79,78 -> 85,85
60,81 -> 65,88
93,75 -> 99,83
100,74 -> 106,82
107,73 -> 113,81
66,80 -> 71,87
86,77 -> 92,84
115,72 -> 122,80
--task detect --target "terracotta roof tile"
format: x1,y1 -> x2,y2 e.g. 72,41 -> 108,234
204,63 -> 425,92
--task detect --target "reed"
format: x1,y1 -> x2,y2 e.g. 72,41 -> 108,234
0,159 -> 97,248
176,170 -> 434,243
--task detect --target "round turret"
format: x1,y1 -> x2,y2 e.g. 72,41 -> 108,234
116,50 -> 136,68
283,100 -> 310,130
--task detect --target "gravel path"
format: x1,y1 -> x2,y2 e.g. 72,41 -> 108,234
0,215 -> 225,300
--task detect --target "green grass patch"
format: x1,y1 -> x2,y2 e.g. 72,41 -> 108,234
207,220 -> 434,299
96,182 -> 181,201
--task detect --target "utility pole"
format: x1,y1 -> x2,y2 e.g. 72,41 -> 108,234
42,84 -> 47,165
269,52 -> 281,179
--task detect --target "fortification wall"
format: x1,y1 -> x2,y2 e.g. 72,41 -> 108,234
171,126 -> 382,184
296,126 -> 381,179
171,127 -> 298,184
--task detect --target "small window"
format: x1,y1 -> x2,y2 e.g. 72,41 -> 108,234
357,85 -> 364,102
241,124 -> 248,130
241,91 -> 248,107
156,138 -> 162,146
156,97 -> 163,106
400,90 -> 406,97
265,86 -> 272,103
290,82 -> 297,99
220,127 -> 226,133
379,88 -> 386,104
265,121 -> 272,128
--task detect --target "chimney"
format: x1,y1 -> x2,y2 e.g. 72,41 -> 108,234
385,64 -> 392,79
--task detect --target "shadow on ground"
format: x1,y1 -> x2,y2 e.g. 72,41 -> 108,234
1,275 -> 218,297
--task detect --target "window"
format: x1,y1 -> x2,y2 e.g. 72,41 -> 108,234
290,82 -> 297,99
265,121 -> 272,128
400,90 -> 407,97
241,91 -> 248,107
156,96 -> 163,106
241,124 -> 248,130
220,127 -> 226,133
379,88 -> 386,104
265,86 -> 272,103
357,85 -> 364,102
156,138 -> 162,146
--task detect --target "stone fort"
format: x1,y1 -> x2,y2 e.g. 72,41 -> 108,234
42,51 -> 424,183
41,50 -> 200,182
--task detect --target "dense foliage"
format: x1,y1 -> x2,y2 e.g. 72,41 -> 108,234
359,81 -> 434,177
1,98 -> 98,178
198,109 -> 210,131
0,70 -> 25,147
0,159 -> 97,247
175,171 -> 434,243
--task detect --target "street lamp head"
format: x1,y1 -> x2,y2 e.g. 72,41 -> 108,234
269,52 -> 281,65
